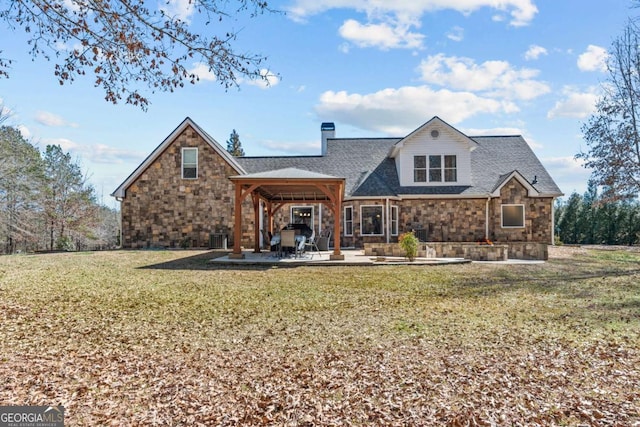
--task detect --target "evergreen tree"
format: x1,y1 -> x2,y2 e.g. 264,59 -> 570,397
42,145 -> 98,250
0,126 -> 44,253
226,129 -> 245,156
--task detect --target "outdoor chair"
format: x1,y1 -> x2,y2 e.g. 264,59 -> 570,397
280,229 -> 301,258
304,229 -> 321,258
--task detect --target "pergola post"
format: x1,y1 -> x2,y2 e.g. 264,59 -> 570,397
252,192 -> 261,253
330,182 -> 345,260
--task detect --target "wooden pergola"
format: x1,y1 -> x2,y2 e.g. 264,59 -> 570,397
228,168 -> 346,260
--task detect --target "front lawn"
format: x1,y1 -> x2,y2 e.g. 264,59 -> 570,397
1,247 -> 639,425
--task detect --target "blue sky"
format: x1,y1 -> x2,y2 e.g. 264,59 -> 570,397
0,0 -> 635,207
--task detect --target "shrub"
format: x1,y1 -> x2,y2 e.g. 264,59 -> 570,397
398,232 -> 419,261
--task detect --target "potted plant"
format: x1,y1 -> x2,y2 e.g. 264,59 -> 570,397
399,231 -> 419,261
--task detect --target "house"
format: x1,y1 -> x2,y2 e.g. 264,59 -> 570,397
112,116 -> 562,259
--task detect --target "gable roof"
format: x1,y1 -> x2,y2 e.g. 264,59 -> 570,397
389,116 -> 479,158
490,170 -> 540,197
111,117 -> 245,198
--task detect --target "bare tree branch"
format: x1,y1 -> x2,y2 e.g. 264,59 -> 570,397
0,0 -> 274,109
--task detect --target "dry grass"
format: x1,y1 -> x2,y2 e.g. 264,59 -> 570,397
0,247 -> 639,425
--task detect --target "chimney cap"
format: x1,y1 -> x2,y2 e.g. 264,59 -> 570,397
321,122 -> 335,131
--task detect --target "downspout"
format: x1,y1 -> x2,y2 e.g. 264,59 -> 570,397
485,196 -> 490,239
116,196 -> 124,248
551,197 -> 556,246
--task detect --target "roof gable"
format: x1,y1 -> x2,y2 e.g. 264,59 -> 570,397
490,170 -> 540,197
111,117 -> 246,198
388,116 -> 479,158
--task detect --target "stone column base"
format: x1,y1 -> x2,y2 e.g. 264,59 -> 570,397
229,253 -> 245,259
330,254 -> 345,261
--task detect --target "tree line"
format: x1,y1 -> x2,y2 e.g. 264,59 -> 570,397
555,182 -> 640,246
0,124 -> 119,254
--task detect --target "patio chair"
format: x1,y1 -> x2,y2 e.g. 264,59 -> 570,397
261,229 -> 277,257
280,229 -> 300,258
304,229 -> 321,258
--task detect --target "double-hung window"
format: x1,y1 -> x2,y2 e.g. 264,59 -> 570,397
429,155 -> 442,182
344,206 -> 353,236
413,156 -> 427,182
422,155 -> 457,183
444,155 -> 457,182
182,148 -> 198,179
390,206 -> 398,236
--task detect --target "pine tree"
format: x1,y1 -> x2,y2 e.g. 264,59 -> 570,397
226,129 -> 245,157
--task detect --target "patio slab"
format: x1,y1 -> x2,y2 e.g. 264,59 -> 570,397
209,249 -> 470,267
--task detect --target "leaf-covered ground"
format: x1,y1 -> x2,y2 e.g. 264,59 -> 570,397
1,247 -> 639,425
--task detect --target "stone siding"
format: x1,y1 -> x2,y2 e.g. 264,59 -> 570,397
490,178 -> 553,243
121,125 -> 250,248
364,242 -> 545,260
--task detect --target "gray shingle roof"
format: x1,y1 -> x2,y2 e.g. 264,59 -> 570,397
236,134 -> 562,199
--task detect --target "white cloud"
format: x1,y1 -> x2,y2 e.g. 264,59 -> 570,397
541,156 -> 592,195
524,44 -> 547,61
338,19 -> 424,50
418,54 -> 550,100
547,87 -> 599,119
34,111 -> 79,128
17,125 -> 31,139
159,0 -> 195,22
43,138 -> 146,165
188,62 -> 217,82
287,0 -> 538,27
244,69 -> 280,89
315,86 -> 518,135
446,26 -> 464,42
577,45 -> 608,72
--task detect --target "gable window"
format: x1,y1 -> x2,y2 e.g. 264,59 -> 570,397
361,205 -> 383,236
413,156 -> 427,182
444,155 -> 457,182
429,155 -> 442,182
425,155 -> 457,183
390,206 -> 398,236
182,148 -> 198,179
344,206 -> 353,236
502,204 -> 525,228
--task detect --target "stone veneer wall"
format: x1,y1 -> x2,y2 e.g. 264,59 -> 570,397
364,242 -> 545,260
121,125 -> 251,249
490,178 -> 553,243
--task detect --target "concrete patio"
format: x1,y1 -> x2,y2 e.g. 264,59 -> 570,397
210,248 -> 471,267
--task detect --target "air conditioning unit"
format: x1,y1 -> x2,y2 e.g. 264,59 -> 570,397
209,233 -> 228,249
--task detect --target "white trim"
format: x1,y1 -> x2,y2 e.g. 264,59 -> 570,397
501,204 -> 525,228
111,117 -> 246,198
181,147 -> 198,179
343,206 -> 353,236
360,205 -> 384,236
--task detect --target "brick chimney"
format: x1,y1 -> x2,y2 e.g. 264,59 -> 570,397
320,122 -> 335,156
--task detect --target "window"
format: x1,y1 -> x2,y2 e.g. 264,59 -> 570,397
413,155 -> 427,182
502,204 -> 525,228
429,155 -> 441,182
390,206 -> 398,236
344,206 -> 353,236
444,155 -> 457,182
182,148 -> 198,179
291,206 -> 314,228
361,205 -> 384,236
